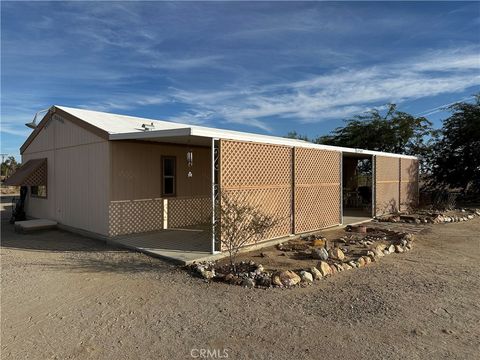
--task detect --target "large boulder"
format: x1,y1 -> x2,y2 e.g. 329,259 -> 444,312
317,261 -> 333,276
273,270 -> 301,287
312,247 -> 329,260
329,248 -> 345,261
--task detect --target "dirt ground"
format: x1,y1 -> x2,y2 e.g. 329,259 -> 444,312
1,196 -> 479,360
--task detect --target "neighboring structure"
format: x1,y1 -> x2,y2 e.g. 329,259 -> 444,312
6,106 -> 419,253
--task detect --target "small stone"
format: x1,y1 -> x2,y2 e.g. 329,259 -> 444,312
310,267 -> 322,280
357,257 -> 366,268
467,214 -> 474,220
312,239 -> 326,247
312,247 -> 329,260
406,243 -> 413,250
387,244 -> 395,253
256,264 -> 265,274
241,278 -> 256,288
224,273 -> 237,284
272,273 -> 282,287
329,248 -> 345,261
442,329 -> 454,335
200,269 -> 215,280
330,264 -> 337,274
364,256 -> 372,265
300,271 -> 314,283
373,249 -> 384,258
256,275 -> 272,287
348,260 -> 357,268
317,261 -> 333,276
394,245 -> 404,253
403,233 -> 415,241
343,263 -> 353,270
412,329 -> 427,336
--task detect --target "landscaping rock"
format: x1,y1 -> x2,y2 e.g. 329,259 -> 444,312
387,244 -> 395,254
312,238 -> 326,247
255,265 -> 265,274
312,247 -> 329,260
357,257 -> 366,268
201,269 -> 216,280
330,264 -> 337,274
394,245 -> 404,253
348,260 -> 357,268
277,270 -> 301,287
300,271 -> 314,283
242,278 -> 256,288
329,248 -> 345,261
272,273 -> 282,287
308,267 -> 320,280
343,263 -> 353,270
317,261 -> 333,276
364,256 -> 372,265
256,275 -> 272,287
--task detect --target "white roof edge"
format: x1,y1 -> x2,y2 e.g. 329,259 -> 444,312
109,128 -> 192,140
110,126 -> 418,160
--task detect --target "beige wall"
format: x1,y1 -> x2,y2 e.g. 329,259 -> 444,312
110,141 -> 211,200
22,114 -> 110,235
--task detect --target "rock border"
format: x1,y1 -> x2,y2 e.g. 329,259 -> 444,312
186,228 -> 415,289
376,208 -> 480,224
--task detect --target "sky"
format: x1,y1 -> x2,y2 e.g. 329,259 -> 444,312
1,1 -> 479,159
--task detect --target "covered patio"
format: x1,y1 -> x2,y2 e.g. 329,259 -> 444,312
108,228 -> 219,265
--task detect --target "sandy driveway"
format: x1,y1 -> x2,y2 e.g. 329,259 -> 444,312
1,196 -> 479,359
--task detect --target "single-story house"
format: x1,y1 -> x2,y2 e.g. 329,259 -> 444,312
6,105 -> 419,254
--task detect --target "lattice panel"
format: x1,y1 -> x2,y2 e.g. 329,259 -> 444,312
294,148 -> 341,233
294,148 -> 341,185
400,158 -> 419,210
109,199 -> 164,236
167,196 -> 211,228
375,156 -> 401,215
220,187 -> 292,250
24,161 -> 47,186
220,140 -> 292,188
295,185 -> 341,232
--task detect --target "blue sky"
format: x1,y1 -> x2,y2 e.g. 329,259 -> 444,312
1,1 -> 479,159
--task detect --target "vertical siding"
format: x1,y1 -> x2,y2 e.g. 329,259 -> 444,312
22,114 -> 110,235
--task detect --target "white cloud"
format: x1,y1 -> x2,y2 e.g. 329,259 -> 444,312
163,46 -> 480,129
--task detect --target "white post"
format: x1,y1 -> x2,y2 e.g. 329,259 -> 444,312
211,138 -> 217,254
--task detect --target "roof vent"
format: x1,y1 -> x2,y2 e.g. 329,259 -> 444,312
141,122 -> 155,131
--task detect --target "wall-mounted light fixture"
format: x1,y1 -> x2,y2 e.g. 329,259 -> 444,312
186,150 -> 193,167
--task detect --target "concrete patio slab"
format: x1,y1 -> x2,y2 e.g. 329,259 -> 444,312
15,219 -> 57,233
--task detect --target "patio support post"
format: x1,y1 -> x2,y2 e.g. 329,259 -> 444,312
211,138 -> 220,254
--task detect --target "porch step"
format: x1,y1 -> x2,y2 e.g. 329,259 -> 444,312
15,219 -> 58,233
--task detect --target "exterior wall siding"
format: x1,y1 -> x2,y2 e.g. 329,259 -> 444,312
108,141 -> 211,236
294,148 -> 342,233
22,114 -> 110,235
375,156 -> 401,215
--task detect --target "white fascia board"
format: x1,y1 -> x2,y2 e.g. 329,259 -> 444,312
190,127 -> 418,160
109,127 -> 192,140
108,126 -> 418,160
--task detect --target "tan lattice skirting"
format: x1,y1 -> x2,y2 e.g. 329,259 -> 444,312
109,196 -> 211,236
294,148 -> 341,233
400,158 -> 419,211
375,156 -> 400,215
109,199 -> 164,236
167,196 -> 211,228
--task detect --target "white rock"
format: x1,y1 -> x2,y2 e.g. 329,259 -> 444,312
300,271 -> 314,283
310,267 -> 322,280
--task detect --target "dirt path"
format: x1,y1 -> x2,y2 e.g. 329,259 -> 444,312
1,197 -> 479,359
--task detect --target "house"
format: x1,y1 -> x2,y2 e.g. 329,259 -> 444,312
6,105 -> 419,257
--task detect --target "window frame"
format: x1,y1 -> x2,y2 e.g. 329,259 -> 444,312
161,156 -> 176,197
31,185 -> 48,199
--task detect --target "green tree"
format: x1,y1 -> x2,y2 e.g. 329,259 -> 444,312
429,95 -> 480,194
315,104 -> 436,172
1,156 -> 19,178
285,131 -> 309,141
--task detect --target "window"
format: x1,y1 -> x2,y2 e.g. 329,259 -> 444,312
31,185 -> 47,198
162,156 -> 176,196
